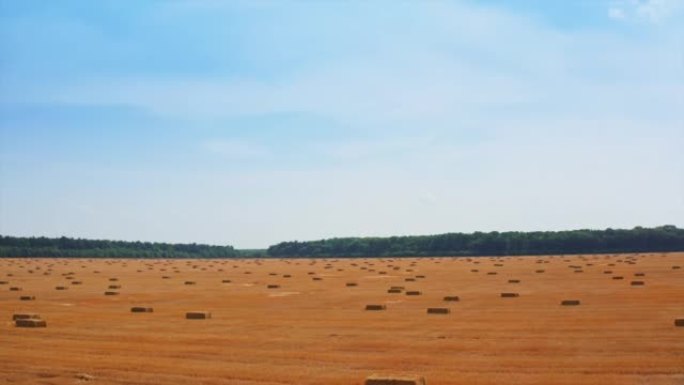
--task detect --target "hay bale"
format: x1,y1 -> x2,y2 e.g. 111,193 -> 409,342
55,286 -> 68,290
184,281 -> 196,285
673,266 -> 681,270
561,300 -> 581,306
405,291 -> 422,296
108,284 -> 121,289
634,272 -> 645,277
19,296 -> 35,301
313,277 -> 323,281
443,296 -> 460,302
612,276 -> 624,280
0,280 -> 8,284
109,278 -> 118,282
365,304 -> 386,311
535,270 -> 545,273
387,289 -> 402,293
267,284 -> 280,289
222,279 -> 231,283
501,292 -> 519,298
405,278 -> 416,282
9,287 -> 22,291
186,311 -> 211,319
71,281 -> 82,285
508,279 -> 520,283
104,291 -> 119,296
131,307 -> 154,313
12,313 -> 40,320
365,374 -> 426,385
283,274 -> 292,278
427,308 -> 450,314
346,282 -> 358,287
15,318 -> 47,328
630,281 -> 645,286
675,319 -> 684,327
487,272 -> 497,275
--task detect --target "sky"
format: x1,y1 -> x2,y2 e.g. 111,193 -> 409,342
0,0 -> 683,248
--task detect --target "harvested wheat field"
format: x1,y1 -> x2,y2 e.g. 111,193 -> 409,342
1,252 -> 683,385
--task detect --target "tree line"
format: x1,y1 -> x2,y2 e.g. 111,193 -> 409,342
267,226 -> 684,257
2,226 -> 683,258
0,236 -> 238,258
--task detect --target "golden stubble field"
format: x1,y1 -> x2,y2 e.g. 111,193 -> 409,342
1,253 -> 683,385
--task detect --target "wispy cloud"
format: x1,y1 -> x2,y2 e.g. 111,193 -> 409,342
608,0 -> 684,23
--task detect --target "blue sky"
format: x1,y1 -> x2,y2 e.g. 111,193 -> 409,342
1,0 -> 683,248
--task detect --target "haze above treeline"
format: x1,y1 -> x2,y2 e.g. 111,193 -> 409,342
1,225 -> 683,258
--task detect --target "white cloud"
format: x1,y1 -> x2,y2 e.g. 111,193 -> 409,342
608,0 -> 684,23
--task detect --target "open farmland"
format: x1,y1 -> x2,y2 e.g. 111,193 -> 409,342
1,253 -> 683,385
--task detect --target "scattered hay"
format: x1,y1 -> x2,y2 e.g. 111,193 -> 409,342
13,313 -> 40,320
365,374 -> 426,385
131,307 -> 154,313
186,311 -> 211,319
561,300 -> 581,306
15,318 -> 46,328
365,304 -> 386,311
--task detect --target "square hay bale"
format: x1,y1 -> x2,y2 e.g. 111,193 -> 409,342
13,313 -> 40,320
55,286 -> 68,290
267,284 -> 280,289
283,274 -> 292,278
9,287 -> 22,291
109,278 -> 118,282
508,279 -> 520,283
561,300 -> 581,306
630,281 -> 645,286
427,307 -> 450,314
387,289 -> 402,293
443,296 -> 460,302
108,285 -> 121,289
675,319 -> 684,327
313,277 -> 323,281
71,281 -> 82,285
104,291 -> 119,296
186,311 -> 211,319
501,292 -> 519,298
365,304 -> 387,311
405,291 -> 422,296
0,280 -> 8,284
535,270 -> 545,273
634,272 -> 645,277
15,318 -> 47,328
365,374 -> 426,385
673,266 -> 681,270
131,307 -> 154,313
612,276 -> 624,280
19,296 -> 35,301
346,282 -> 358,287
184,281 -> 196,285
470,269 -> 479,273
222,279 -> 231,283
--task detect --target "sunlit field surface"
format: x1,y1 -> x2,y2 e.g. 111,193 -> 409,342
2,253 -> 683,385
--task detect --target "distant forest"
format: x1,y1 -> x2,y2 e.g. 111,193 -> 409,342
267,226 -> 684,257
0,236 -> 238,258
2,226 -> 684,258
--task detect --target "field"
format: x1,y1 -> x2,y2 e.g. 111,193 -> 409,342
1,253 -> 683,385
